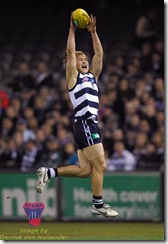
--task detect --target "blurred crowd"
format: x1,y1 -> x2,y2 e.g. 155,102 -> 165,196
0,8 -> 164,172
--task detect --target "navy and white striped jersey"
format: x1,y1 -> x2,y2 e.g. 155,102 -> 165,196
68,72 -> 99,122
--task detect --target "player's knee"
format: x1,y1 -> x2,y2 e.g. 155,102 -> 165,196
81,169 -> 91,178
101,161 -> 106,172
97,159 -> 106,172
92,160 -> 106,173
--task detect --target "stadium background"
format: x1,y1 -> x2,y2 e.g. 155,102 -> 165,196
0,0 -> 164,233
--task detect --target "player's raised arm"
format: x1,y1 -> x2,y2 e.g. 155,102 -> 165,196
66,13 -> 78,89
87,15 -> 103,81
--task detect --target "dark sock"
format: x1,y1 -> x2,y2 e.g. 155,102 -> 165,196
47,168 -> 58,179
93,195 -> 104,208
54,168 -> 58,177
47,169 -> 51,179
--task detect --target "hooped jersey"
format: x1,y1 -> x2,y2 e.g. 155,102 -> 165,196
68,72 -> 99,122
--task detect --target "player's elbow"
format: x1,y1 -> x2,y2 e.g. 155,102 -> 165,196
96,51 -> 103,58
66,47 -> 75,56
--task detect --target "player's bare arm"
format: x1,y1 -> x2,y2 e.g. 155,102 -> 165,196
66,13 -> 78,90
87,15 -> 103,81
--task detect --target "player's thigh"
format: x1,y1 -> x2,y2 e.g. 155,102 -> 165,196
78,149 -> 92,173
83,143 -> 104,160
83,143 -> 106,171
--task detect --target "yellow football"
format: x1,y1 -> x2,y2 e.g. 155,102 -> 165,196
72,8 -> 90,29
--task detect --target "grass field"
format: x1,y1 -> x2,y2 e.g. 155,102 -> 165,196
0,221 -> 164,241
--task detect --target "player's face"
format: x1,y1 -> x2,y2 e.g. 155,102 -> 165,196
76,54 -> 89,73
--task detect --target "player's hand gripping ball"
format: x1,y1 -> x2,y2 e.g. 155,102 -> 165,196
72,8 -> 90,29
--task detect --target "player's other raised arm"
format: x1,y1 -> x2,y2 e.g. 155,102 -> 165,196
87,15 -> 103,81
66,13 -> 78,88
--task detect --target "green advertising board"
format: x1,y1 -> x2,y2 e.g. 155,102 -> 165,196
0,173 -> 57,219
61,172 -> 162,221
0,172 -> 162,221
